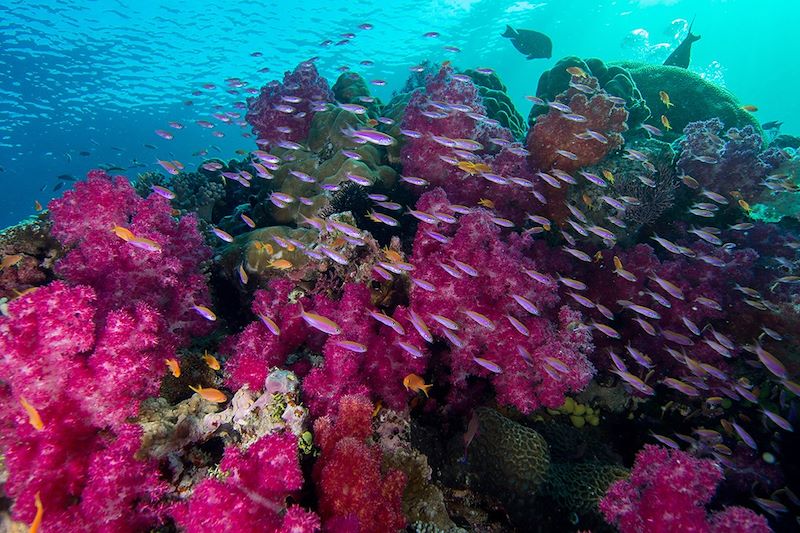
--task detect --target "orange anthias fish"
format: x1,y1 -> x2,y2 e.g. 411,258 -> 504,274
403,373 -> 433,397
189,385 -> 227,403
741,104 -> 758,112
34,200 -> 43,211
0,254 -> 23,270
269,259 -> 293,270
19,396 -> 43,430
30,491 -> 43,533
203,351 -> 221,370
660,114 -> 672,131
566,66 -> 587,77
165,358 -> 181,378
601,169 -> 615,184
456,161 -> 492,175
478,198 -> 495,209
659,90 -> 674,108
383,248 -> 403,263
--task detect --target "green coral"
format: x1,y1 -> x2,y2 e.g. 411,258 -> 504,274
468,408 -> 550,514
615,61 -> 761,141
543,462 -> 628,515
463,69 -> 526,139
332,72 -> 382,117
531,56 -> 650,130
134,169 -> 226,221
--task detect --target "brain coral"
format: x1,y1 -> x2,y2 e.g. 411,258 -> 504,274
614,61 -> 761,141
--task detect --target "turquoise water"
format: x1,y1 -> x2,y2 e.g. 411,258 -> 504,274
1,0 -> 797,228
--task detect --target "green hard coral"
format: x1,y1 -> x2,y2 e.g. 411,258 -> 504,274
543,462 -> 629,515
616,61 -> 762,141
468,408 -> 550,517
464,69 -> 526,139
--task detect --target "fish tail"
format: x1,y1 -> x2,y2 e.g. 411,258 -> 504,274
687,15 -> 701,41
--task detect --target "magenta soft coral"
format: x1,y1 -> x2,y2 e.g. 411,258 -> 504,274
0,282 -> 170,531
48,169 -> 213,343
173,433 -> 319,533
312,394 -> 406,533
225,278 -> 426,416
246,61 -> 334,146
600,444 -> 769,533
408,188 -> 594,413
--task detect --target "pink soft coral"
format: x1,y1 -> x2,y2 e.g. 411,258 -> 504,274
0,283 -> 169,531
312,395 -> 406,533
48,169 -> 213,342
173,433 -> 318,533
599,445 -> 769,533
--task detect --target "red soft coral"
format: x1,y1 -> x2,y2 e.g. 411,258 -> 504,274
312,395 -> 406,533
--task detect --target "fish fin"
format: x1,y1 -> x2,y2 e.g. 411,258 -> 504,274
687,15 -> 701,41
421,384 -> 433,397
501,25 -> 516,38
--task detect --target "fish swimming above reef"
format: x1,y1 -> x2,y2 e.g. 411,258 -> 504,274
501,25 -> 552,59
663,19 -> 700,68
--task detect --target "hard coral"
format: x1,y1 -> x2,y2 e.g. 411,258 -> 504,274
49,169 -> 213,343
246,61 -> 334,146
599,445 -> 769,533
173,432 -> 318,533
312,395 -> 407,533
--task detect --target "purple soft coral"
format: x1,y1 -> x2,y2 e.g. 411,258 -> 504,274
246,61 -> 334,146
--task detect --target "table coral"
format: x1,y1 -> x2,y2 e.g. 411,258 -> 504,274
599,444 -> 770,533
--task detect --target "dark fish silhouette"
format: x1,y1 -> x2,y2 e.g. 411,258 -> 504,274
502,25 -> 552,59
79,151 -> 90,156
762,121 -> 783,131
57,174 -> 77,181
53,181 -> 64,191
663,19 -> 700,68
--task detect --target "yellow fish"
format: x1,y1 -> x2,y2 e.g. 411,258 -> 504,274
19,396 -> 43,430
30,492 -> 43,533
269,259 -> 293,270
741,104 -> 758,112
165,358 -> 181,378
403,373 -> 433,397
659,90 -> 674,108
660,114 -> 672,131
112,225 -> 135,242
566,66 -> 588,77
203,351 -> 221,371
478,198 -> 495,209
738,198 -> 751,213
0,254 -> 23,270
601,169 -> 615,184
383,248 -> 403,263
593,251 -> 603,262
189,385 -> 227,403
34,200 -> 43,212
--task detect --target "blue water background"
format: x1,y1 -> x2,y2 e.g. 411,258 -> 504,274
1,0 -> 798,229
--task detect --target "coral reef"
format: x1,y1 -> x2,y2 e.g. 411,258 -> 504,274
134,169 -> 226,221
463,69 -> 526,139
467,409 -> 550,520
0,216 -> 60,300
600,445 -> 770,533
49,169 -> 214,342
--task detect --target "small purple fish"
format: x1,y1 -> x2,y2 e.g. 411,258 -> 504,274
473,357 -> 503,374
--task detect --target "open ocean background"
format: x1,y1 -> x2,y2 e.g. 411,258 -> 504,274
1,0 -> 798,229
